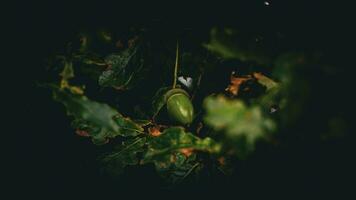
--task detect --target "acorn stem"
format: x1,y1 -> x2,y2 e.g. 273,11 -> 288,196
172,40 -> 179,89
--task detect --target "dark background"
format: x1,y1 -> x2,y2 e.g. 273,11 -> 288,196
4,0 -> 354,198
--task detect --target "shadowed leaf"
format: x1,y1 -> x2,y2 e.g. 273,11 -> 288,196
204,28 -> 270,64
51,86 -> 144,144
102,137 -> 147,175
52,86 -> 120,133
143,127 -> 220,164
98,44 -> 145,90
151,86 -> 171,117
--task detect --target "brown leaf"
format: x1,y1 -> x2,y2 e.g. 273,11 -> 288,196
217,157 -> 226,165
179,148 -> 194,157
75,129 -> 90,137
225,72 -> 252,96
148,126 -> 161,137
253,72 -> 278,90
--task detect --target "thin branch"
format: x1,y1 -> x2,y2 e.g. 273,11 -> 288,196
172,41 -> 179,88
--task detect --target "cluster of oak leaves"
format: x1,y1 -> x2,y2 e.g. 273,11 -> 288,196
46,28 -> 307,184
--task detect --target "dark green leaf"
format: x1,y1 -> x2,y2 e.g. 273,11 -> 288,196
51,86 -> 144,144
98,44 -> 145,90
156,153 -> 201,184
151,86 -> 171,117
91,129 -> 111,145
252,72 -> 282,110
102,137 -> 147,175
113,113 -> 144,137
204,28 -> 270,64
52,86 -> 120,133
143,127 -> 220,163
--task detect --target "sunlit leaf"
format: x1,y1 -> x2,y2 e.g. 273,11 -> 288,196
204,95 -> 276,154
253,72 -> 278,91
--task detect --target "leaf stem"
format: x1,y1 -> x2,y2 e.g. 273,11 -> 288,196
180,162 -> 200,181
103,137 -> 145,161
120,127 -> 145,134
172,41 -> 179,89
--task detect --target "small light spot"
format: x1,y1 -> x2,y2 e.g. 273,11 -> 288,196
264,1 -> 270,6
178,76 -> 193,88
270,105 -> 279,113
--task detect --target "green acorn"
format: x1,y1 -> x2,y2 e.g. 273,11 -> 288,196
165,88 -> 194,125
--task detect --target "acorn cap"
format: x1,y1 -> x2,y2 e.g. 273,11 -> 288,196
165,88 -> 190,101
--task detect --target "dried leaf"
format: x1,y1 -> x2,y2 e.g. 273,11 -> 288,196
179,148 -> 194,157
148,126 -> 162,137
253,72 -> 278,91
225,72 -> 252,96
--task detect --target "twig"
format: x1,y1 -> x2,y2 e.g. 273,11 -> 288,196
172,41 -> 179,89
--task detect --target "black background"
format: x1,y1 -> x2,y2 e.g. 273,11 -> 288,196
4,0 -> 355,198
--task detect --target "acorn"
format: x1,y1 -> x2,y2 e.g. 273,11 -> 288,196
165,88 -> 194,125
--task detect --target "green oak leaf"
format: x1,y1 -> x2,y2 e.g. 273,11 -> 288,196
72,118 -> 144,145
169,157 -> 201,184
133,119 -> 152,127
98,44 -> 145,90
204,95 -> 276,154
252,73 -> 283,110
143,127 -> 221,164
204,28 -> 270,64
102,137 -> 147,175
151,86 -> 171,117
113,113 -> 144,137
156,153 -> 201,184
52,86 -> 120,133
91,128 -> 111,145
51,86 -> 144,144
